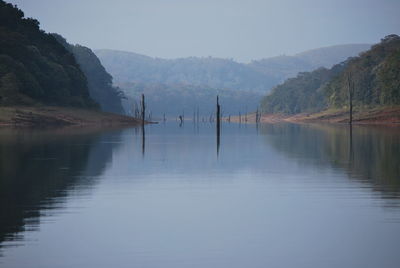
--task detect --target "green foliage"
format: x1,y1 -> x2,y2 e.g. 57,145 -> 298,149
376,48 -> 400,105
261,64 -> 345,114
261,35 -> 400,114
324,34 -> 400,108
0,0 -> 97,107
53,34 -> 124,114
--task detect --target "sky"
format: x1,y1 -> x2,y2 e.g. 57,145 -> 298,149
7,0 -> 400,62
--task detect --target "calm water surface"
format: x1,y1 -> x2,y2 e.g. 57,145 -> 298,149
0,122 -> 400,268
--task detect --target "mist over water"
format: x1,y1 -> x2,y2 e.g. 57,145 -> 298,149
0,123 -> 399,268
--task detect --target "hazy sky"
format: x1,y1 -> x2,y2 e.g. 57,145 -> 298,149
8,0 -> 400,62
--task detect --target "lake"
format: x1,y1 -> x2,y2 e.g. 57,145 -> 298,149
0,122 -> 399,268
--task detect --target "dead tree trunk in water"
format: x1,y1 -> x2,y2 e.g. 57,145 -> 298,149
216,96 -> 221,155
255,108 -> 259,124
216,96 -> 221,133
347,72 -> 354,125
141,94 -> 145,127
140,94 -> 146,156
178,115 -> 183,126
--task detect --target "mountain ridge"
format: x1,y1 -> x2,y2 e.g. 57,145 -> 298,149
95,43 -> 371,92
94,44 -> 371,117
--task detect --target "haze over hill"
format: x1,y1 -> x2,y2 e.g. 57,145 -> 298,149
95,44 -> 370,117
96,44 -> 370,91
249,44 -> 371,83
95,50 -> 276,92
53,34 -> 125,114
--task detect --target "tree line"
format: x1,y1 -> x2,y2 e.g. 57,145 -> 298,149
261,35 -> 400,114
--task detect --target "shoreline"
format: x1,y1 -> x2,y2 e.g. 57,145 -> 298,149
0,106 -> 143,127
227,106 -> 400,125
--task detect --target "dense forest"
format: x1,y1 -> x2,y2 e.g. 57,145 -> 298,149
0,1 -> 96,107
260,64 -> 346,114
261,35 -> 400,114
53,34 -> 124,114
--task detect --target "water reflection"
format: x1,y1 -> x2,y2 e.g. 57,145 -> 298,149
0,127 -> 127,251
142,125 -> 145,156
0,122 -> 399,268
260,123 -> 400,199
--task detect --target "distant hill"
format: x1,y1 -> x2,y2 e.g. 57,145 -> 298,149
96,44 -> 370,93
95,50 -> 275,117
0,1 -> 96,108
95,50 -> 278,92
261,35 -> 400,114
249,44 -> 371,83
95,45 -> 370,117
53,34 -> 125,114
295,44 -> 371,67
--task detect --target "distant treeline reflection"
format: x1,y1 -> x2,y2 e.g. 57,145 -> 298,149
261,123 -> 400,199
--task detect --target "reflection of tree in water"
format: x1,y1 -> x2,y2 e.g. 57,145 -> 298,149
261,123 -> 400,199
0,127 -> 125,251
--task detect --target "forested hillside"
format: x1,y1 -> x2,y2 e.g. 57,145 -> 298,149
0,1 -> 96,107
260,64 -> 346,114
261,35 -> 400,114
95,45 -> 369,117
53,34 -> 124,114
325,35 -> 400,107
96,45 -> 369,93
95,50 -> 277,92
